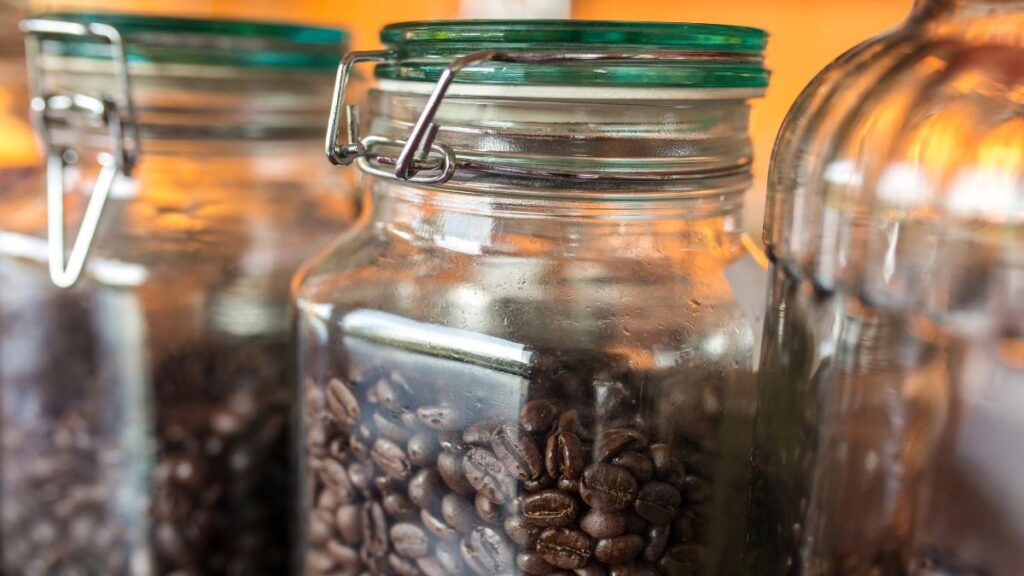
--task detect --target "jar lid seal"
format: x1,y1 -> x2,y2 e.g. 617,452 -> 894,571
34,13 -> 347,70
377,20 -> 769,89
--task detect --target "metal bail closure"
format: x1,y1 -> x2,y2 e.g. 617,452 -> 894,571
21,18 -> 140,289
334,49 -> 750,186
324,49 -> 457,185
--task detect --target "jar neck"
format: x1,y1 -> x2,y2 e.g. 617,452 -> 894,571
368,179 -> 746,259
912,0 -> 1024,18
363,86 -> 758,196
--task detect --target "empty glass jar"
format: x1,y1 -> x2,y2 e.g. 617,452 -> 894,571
0,14 -> 354,575
746,1 -> 1024,574
296,20 -> 770,576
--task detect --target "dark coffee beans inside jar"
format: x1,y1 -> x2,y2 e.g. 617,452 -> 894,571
0,334 -> 293,575
301,341 -> 721,576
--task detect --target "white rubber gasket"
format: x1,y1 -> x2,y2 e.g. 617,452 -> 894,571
377,79 -> 765,100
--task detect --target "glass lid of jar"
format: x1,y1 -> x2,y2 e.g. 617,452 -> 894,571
376,19 -> 768,89
32,12 -> 347,71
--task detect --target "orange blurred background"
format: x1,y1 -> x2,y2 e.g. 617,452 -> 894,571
5,0 -> 915,232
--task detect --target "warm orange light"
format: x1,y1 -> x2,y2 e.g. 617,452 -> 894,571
24,0 -> 916,234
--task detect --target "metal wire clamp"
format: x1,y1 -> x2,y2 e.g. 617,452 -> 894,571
328,49 -> 745,185
21,18 -> 139,288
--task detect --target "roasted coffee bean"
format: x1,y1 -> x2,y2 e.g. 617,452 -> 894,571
491,424 -> 543,481
518,550 -> 557,575
309,509 -> 334,545
536,528 -> 591,570
633,482 -> 681,525
390,522 -> 431,559
611,452 -> 654,482
317,487 -> 343,511
648,444 -> 686,489
580,464 -> 638,512
520,400 -> 560,433
475,492 -> 502,524
463,448 -> 517,504
595,535 -> 644,564
643,525 -> 670,563
373,411 -> 412,443
326,378 -> 360,430
504,514 -> 542,549
545,431 -> 586,481
375,474 -> 403,494
375,373 -> 414,414
349,434 -> 369,460
441,494 -> 477,533
326,539 -> 360,566
383,491 -> 418,520
595,429 -> 646,463
371,439 -> 412,481
437,451 -> 475,496
320,458 -> 355,500
417,405 -> 466,431
407,431 -> 441,467
580,510 -> 626,539
461,526 -> 514,575
418,556 -> 447,576
361,502 -> 389,557
335,504 -> 362,545
522,490 -> 580,528
463,420 -> 500,446
308,550 -> 337,573
421,508 -> 458,542
408,469 -> 445,512
387,551 -> 421,576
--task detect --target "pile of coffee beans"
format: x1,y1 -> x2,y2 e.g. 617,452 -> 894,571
1,339 -> 293,575
303,366 -> 710,575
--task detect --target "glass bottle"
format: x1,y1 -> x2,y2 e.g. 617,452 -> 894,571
0,13 -> 355,575
747,1 -> 1024,574
296,20 -> 770,576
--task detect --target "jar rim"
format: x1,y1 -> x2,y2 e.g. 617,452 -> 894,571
376,19 -> 769,89
34,12 -> 347,71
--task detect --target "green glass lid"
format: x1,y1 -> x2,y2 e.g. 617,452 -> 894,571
31,12 -> 348,70
377,20 -> 769,89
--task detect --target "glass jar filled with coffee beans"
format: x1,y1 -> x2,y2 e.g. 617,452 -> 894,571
0,14 -> 354,575
296,20 -> 769,576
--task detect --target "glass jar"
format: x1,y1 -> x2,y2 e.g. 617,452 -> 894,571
296,20 -> 769,576
0,14 -> 355,575
746,1 -> 1024,574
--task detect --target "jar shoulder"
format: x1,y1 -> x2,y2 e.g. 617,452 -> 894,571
295,224 -> 762,359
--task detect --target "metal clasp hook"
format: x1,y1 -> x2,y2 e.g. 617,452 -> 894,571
21,18 -> 139,288
324,49 -> 457,185
330,49 -> 728,185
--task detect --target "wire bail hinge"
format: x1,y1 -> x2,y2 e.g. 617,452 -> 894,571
21,18 -> 139,289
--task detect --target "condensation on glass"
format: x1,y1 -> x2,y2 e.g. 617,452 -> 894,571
746,2 -> 1024,575
296,20 -> 771,576
0,14 -> 355,575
